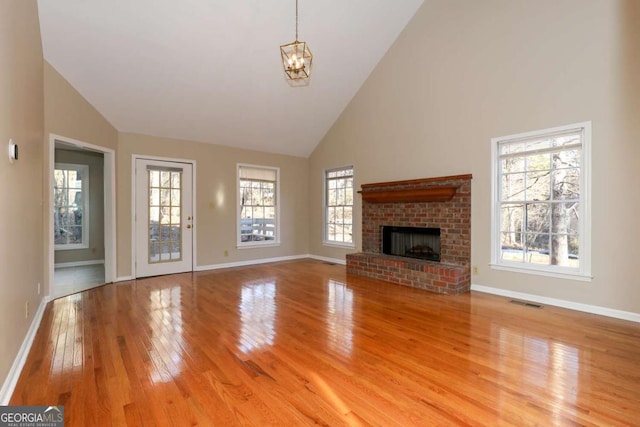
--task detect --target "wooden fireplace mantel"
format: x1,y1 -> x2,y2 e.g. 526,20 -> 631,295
360,187 -> 458,203
359,174 -> 471,203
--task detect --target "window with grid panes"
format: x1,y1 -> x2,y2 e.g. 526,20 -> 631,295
147,167 -> 183,263
324,166 -> 354,246
54,163 -> 89,249
238,165 -> 279,246
491,122 -> 591,280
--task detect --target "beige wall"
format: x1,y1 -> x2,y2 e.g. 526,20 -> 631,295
54,149 -> 105,264
0,0 -> 44,389
309,0 -> 640,313
117,133 -> 309,278
44,62 -> 118,151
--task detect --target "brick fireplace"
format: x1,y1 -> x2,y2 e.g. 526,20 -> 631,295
346,174 -> 472,295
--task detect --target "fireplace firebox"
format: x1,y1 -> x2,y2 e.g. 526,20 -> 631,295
382,226 -> 441,262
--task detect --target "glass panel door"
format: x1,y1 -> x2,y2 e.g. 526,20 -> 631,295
135,159 -> 193,278
147,167 -> 182,263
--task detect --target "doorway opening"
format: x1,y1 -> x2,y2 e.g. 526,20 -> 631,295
48,135 -> 116,299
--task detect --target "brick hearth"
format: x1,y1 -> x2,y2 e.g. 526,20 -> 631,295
347,174 -> 472,295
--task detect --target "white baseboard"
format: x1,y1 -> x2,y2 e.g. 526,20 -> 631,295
54,259 -> 104,268
114,276 -> 134,282
195,254 -> 310,272
308,254 -> 346,265
471,284 -> 640,323
0,297 -> 50,405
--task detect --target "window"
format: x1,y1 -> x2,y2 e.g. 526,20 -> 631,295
324,166 -> 354,246
147,166 -> 183,263
238,164 -> 279,247
54,163 -> 89,249
491,122 -> 591,280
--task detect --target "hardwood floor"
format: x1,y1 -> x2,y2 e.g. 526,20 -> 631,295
10,259 -> 640,426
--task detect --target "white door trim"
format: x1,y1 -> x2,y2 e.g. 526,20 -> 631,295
131,154 -> 197,278
47,134 -> 116,299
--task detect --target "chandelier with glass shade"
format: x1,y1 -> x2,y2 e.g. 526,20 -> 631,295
280,0 -> 313,80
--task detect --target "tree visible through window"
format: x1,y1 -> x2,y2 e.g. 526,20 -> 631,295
54,163 -> 89,248
492,122 -> 591,278
238,165 -> 279,245
325,166 -> 354,245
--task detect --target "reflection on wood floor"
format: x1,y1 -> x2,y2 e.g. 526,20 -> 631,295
11,259 -> 640,425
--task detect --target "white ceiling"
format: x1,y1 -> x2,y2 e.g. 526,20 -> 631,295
38,0 -> 424,157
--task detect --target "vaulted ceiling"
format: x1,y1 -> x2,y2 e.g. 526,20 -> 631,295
38,0 -> 424,157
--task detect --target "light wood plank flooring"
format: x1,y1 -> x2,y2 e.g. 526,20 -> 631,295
54,264 -> 105,298
11,259 -> 640,426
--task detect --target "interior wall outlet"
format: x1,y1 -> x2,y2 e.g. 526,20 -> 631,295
25,301 -> 30,319
224,250 -> 229,257
472,265 -> 478,275
37,282 -> 41,295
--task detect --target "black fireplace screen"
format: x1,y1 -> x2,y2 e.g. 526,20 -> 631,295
381,226 -> 441,262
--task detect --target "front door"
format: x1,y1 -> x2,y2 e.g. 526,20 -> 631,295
135,158 -> 193,277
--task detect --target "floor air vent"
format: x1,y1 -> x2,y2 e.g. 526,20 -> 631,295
323,262 -> 336,266
509,299 -> 543,309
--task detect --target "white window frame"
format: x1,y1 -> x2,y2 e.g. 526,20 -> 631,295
323,165 -> 355,248
54,163 -> 90,250
237,164 -> 280,248
490,122 -> 592,281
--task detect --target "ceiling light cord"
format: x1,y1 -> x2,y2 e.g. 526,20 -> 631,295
295,0 -> 299,41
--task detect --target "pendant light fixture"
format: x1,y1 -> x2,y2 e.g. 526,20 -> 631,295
280,0 -> 313,81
